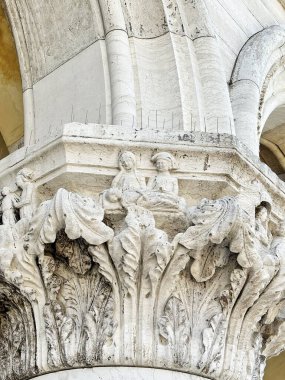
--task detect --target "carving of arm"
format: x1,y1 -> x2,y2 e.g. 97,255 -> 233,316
274,239 -> 285,260
12,194 -> 20,208
111,172 -> 122,189
139,176 -> 147,190
18,183 -> 34,207
173,178 -> 179,195
147,177 -> 155,191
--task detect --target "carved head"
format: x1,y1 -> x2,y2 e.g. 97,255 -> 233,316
151,152 -> 178,172
16,168 -> 34,188
119,151 -> 136,171
1,187 -> 10,196
255,201 -> 271,223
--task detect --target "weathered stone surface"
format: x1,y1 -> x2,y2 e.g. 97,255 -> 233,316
1,2 -> 285,380
32,367 -> 207,380
0,151 -> 284,380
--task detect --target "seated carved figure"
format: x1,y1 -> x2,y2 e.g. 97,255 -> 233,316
101,151 -> 146,209
255,201 -> 272,257
102,151 -> 187,215
137,152 -> 186,213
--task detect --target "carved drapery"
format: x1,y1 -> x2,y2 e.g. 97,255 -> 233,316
0,154 -> 284,380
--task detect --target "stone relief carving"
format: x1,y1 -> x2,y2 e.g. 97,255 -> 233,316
158,295 -> 191,366
0,282 -> 36,380
255,201 -> 272,252
0,155 -> 285,380
137,152 -> 186,212
1,187 -> 19,226
102,151 -> 146,210
15,168 -> 35,221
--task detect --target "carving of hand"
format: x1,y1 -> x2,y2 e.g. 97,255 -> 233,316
263,254 -> 279,267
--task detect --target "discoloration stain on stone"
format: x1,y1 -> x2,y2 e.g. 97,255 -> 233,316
203,154 -> 210,171
0,7 -> 21,83
0,5 -> 24,149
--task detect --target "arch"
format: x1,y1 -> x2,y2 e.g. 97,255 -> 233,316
0,4 -> 25,154
230,25 -> 285,155
1,0 -> 35,146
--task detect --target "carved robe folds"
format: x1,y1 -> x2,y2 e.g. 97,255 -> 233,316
0,163 -> 285,380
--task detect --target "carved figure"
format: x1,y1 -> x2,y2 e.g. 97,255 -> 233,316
1,187 -> 19,226
271,220 -> 285,257
138,152 -> 186,212
102,151 -> 146,209
112,151 -> 146,193
147,152 -> 178,194
255,202 -> 272,253
15,168 -> 35,220
265,220 -> 285,272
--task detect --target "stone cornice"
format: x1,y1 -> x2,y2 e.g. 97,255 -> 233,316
0,124 -> 284,222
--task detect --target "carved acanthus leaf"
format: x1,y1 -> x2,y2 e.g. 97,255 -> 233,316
158,296 -> 191,366
117,224 -> 141,296
89,244 -> 118,287
0,283 -> 37,379
178,197 -> 256,282
190,244 -> 229,282
143,226 -> 172,295
43,304 -> 63,368
25,189 -> 114,256
180,197 -> 239,248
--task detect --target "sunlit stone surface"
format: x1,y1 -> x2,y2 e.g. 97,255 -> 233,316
32,368 -> 207,380
0,1 -> 285,380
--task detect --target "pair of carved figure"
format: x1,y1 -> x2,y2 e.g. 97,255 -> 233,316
103,151 -> 185,212
254,201 -> 285,277
0,168 -> 35,226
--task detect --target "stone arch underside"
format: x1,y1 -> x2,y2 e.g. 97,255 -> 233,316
230,25 -> 285,156
0,3 -> 24,155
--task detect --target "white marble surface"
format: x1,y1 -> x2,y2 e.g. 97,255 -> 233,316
32,367 -> 208,380
1,3 -> 285,380
33,41 -> 111,142
5,0 -> 285,153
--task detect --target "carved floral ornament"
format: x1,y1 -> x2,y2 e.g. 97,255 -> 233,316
0,152 -> 284,380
